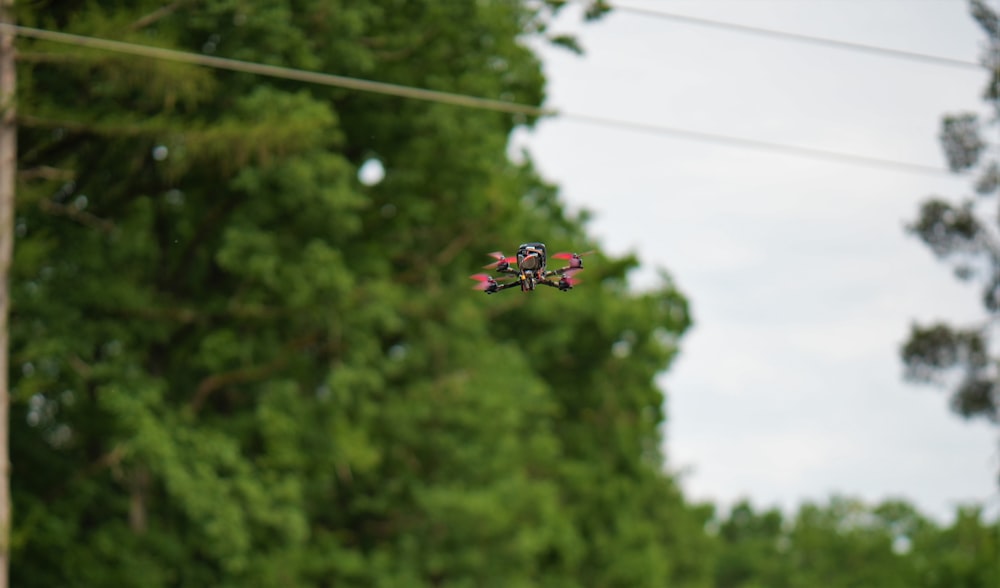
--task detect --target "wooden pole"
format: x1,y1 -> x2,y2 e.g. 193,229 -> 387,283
0,0 -> 15,585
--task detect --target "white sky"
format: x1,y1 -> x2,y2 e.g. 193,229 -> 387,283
511,0 -> 999,521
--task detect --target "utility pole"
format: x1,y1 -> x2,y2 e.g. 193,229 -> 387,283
0,0 -> 15,585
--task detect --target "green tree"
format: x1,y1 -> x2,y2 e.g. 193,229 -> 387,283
901,0 -> 1000,459
709,497 -> 998,588
9,1 -> 707,586
783,497 -> 918,588
712,501 -> 789,588
909,505 -> 1000,588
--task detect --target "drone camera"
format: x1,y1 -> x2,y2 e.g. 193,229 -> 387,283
517,242 -> 546,271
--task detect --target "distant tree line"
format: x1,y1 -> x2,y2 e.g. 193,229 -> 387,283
709,497 -> 997,588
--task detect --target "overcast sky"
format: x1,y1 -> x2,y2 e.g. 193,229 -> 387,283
511,0 -> 998,521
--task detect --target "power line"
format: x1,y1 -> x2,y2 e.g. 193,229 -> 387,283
563,112 -> 953,175
597,1 -> 982,70
2,25 -> 553,118
2,23 -> 956,176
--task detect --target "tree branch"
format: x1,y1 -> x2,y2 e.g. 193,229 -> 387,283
189,332 -> 322,415
17,166 -> 75,182
126,0 -> 191,32
434,230 -> 473,266
38,198 -> 115,232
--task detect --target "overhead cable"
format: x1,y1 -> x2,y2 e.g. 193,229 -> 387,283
564,112 -> 954,175
2,24 -> 553,117
600,1 -> 982,70
1,24 -> 956,176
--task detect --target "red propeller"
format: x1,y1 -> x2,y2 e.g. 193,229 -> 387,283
552,250 -> 595,269
469,273 -> 498,291
483,251 -> 517,269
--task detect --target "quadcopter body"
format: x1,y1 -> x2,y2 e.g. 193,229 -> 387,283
470,243 -> 592,294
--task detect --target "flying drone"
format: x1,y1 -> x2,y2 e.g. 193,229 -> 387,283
469,242 -> 593,294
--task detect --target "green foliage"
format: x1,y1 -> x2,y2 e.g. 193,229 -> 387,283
10,1 -> 704,586
901,0 -> 1000,468
710,497 -> 1000,588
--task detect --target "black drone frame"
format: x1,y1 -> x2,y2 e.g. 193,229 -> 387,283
473,254 -> 583,294
484,263 -> 578,293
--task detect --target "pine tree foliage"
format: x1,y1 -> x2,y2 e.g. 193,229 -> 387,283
10,1 -> 707,585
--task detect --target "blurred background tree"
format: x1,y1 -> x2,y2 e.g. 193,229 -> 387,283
901,0 -> 1000,469
9,1 -> 708,585
709,497 -> 999,588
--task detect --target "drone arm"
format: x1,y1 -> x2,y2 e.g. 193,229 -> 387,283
539,277 -> 574,291
492,282 -> 521,293
545,266 -> 577,278
487,280 -> 523,294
